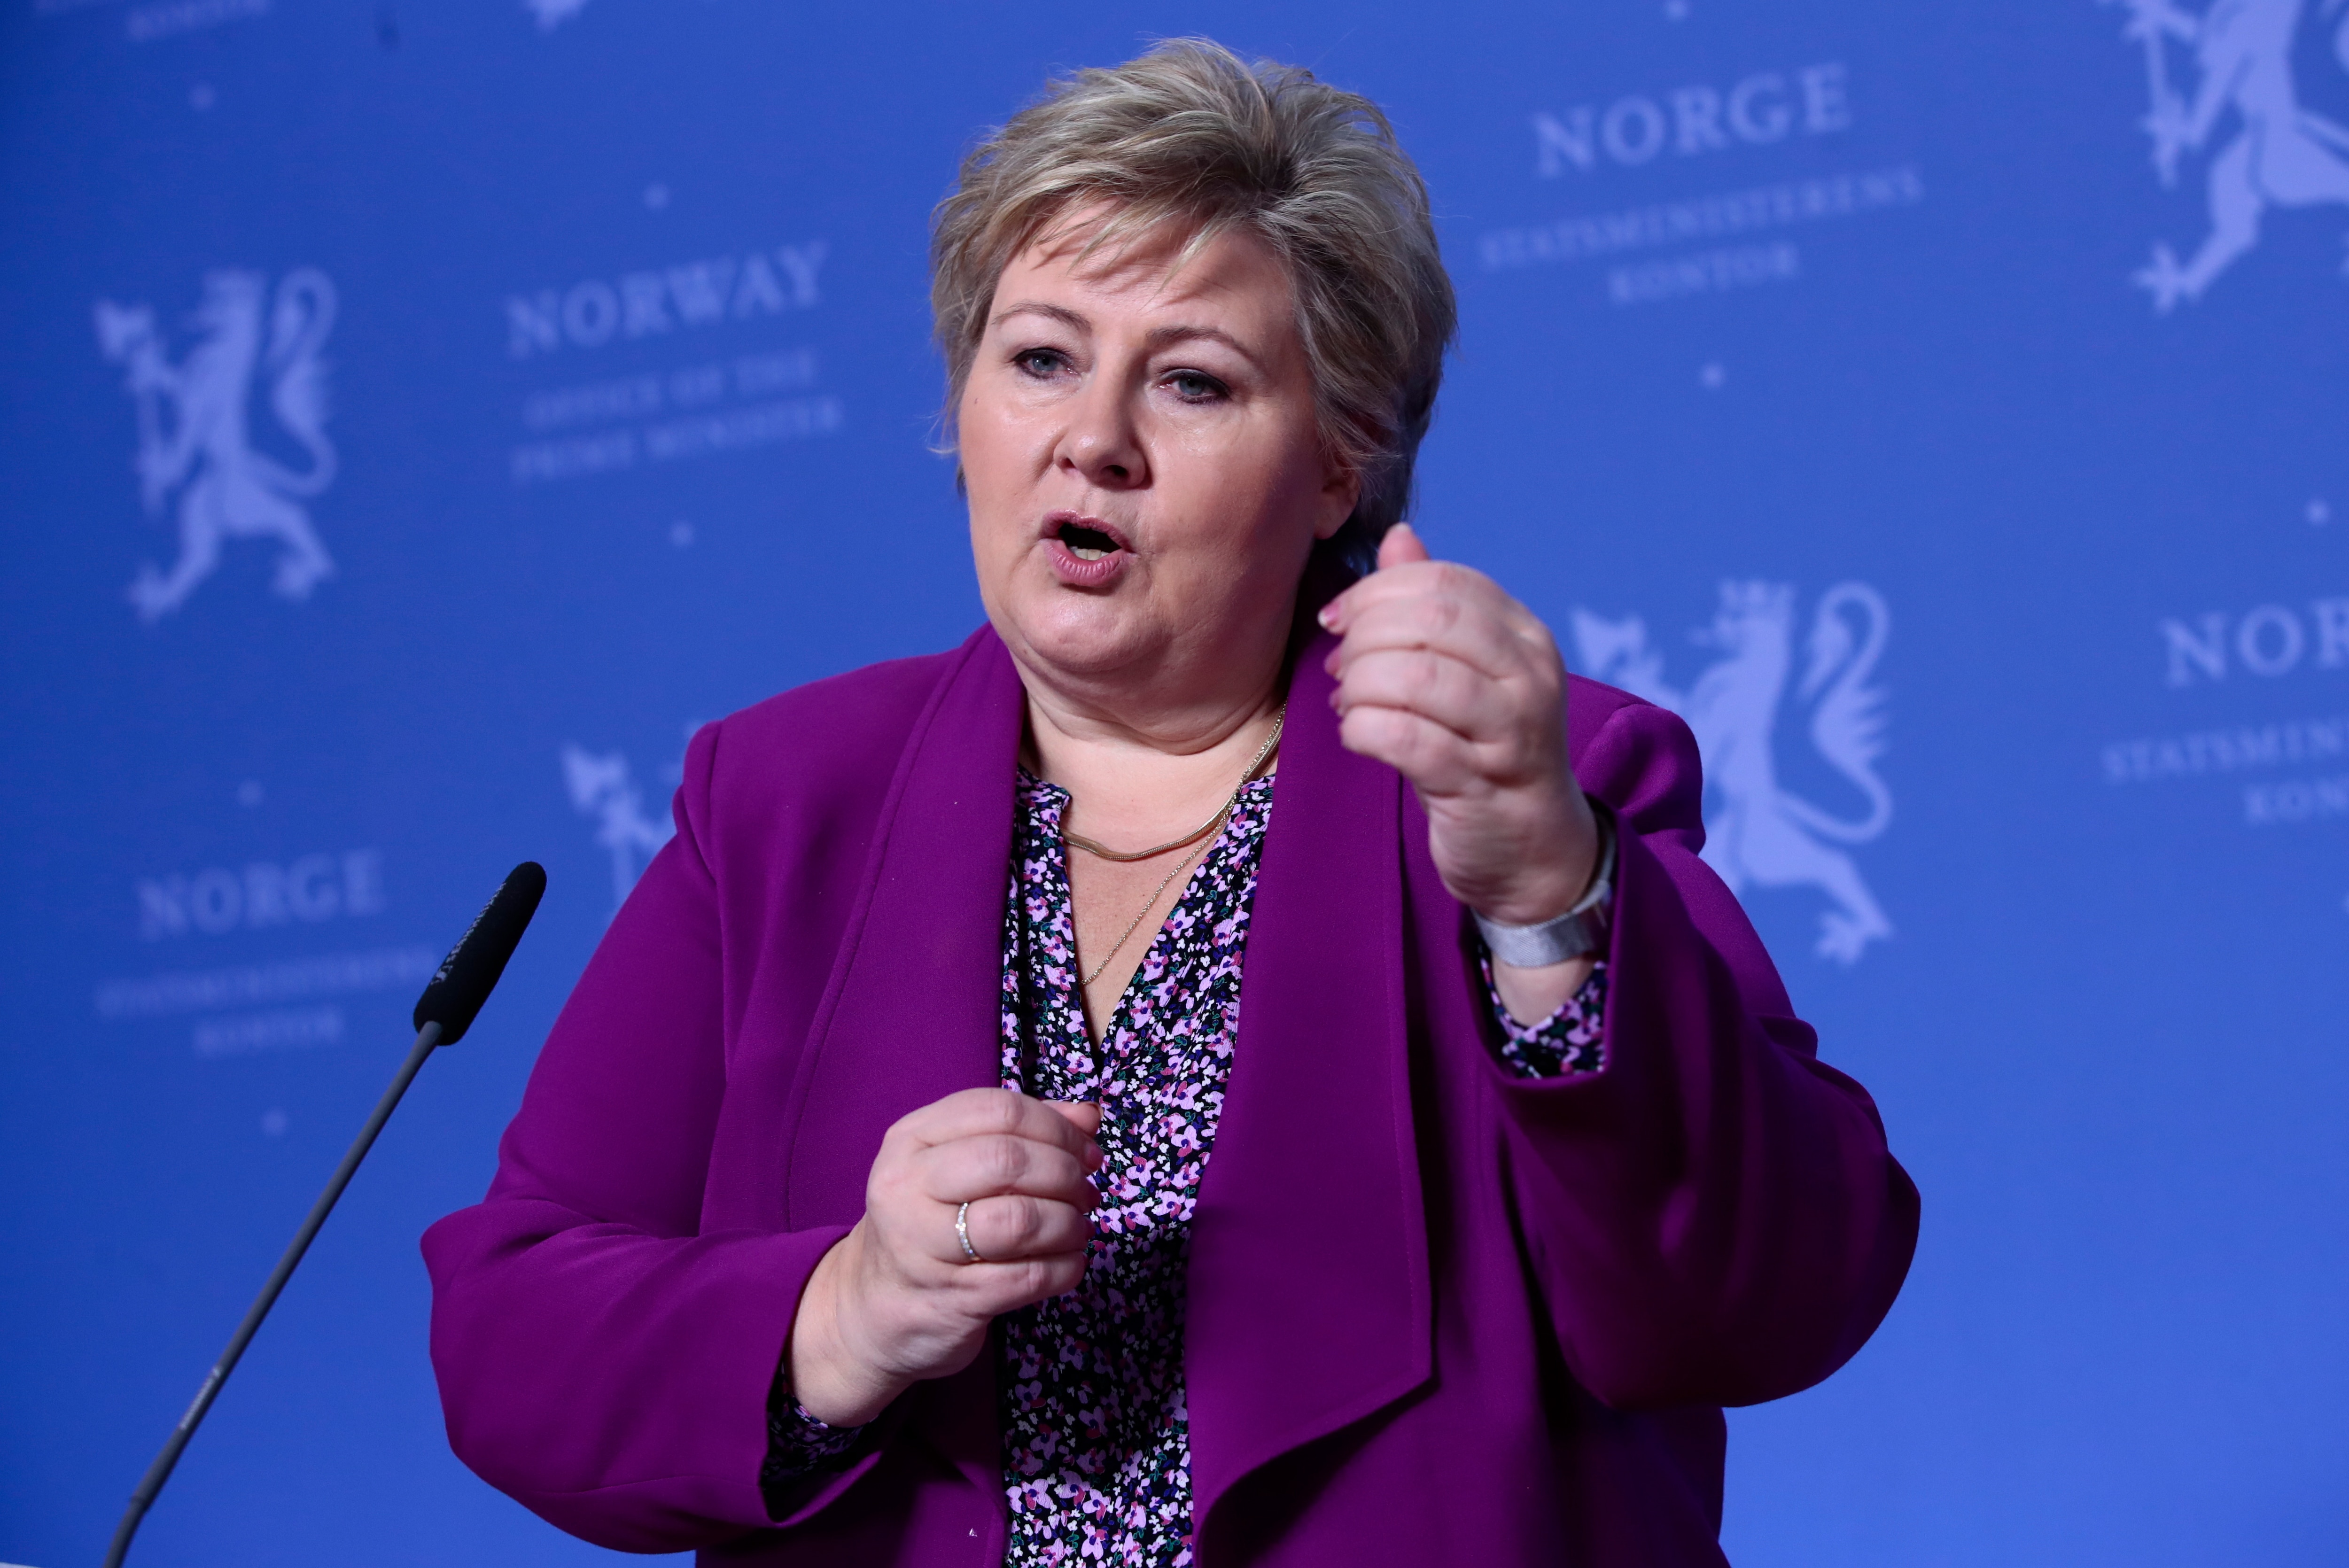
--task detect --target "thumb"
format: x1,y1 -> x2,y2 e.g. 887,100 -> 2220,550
1377,521 -> 1432,570
1045,1100 -> 1103,1139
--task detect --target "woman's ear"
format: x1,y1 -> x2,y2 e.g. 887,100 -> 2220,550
1315,462 -> 1362,541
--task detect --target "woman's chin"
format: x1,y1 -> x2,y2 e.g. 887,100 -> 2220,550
1003,595 -> 1162,683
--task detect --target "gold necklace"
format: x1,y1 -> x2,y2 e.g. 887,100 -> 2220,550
1069,706 -> 1284,989
1080,830 -> 1215,988
1062,706 -> 1285,862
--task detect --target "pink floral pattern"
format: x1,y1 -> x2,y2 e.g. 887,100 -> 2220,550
993,771 -> 1269,1567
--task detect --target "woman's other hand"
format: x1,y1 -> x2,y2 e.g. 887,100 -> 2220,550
788,1089 -> 1103,1427
1319,525 -> 1603,1020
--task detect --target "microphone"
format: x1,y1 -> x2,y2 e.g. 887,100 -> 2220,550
102,862 -> 547,1568
413,860 -> 547,1044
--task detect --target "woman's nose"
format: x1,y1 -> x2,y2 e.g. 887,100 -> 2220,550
1055,378 -> 1148,490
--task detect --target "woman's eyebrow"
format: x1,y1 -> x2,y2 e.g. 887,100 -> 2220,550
992,301 -> 1089,334
1142,323 -> 1259,366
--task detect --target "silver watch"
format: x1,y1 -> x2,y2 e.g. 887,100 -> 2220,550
1473,803 -> 1617,967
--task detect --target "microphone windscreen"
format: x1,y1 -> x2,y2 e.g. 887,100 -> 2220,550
413,862 -> 546,1045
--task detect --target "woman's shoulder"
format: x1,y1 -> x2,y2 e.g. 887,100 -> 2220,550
701,645 -> 962,780
1565,673 -> 1684,761
1564,673 -> 1646,729
721,647 -> 962,753
676,643 -> 976,856
1564,674 -> 1703,829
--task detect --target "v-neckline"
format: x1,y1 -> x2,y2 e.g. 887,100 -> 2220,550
1013,769 -> 1271,1075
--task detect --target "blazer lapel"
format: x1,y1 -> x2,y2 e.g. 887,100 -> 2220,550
779,626 -> 1024,1222
775,627 -> 1027,1514
1185,627 -> 1432,1526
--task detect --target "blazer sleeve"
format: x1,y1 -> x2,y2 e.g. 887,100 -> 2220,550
420,723 -> 852,1552
1491,698 -> 1920,1411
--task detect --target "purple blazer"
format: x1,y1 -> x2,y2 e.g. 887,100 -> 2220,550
422,622 -> 1917,1566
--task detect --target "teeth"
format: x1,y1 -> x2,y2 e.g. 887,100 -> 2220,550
1071,545 -> 1107,561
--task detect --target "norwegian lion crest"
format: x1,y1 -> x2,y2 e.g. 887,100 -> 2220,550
1573,582 -> 1894,964
93,268 -> 338,621
2108,0 -> 2349,309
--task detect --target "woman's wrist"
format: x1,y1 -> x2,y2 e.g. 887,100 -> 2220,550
787,1227 -> 910,1428
1479,791 -> 1611,1025
1465,787 -> 1603,929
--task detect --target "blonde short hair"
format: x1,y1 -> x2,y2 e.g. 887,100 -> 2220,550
931,39 -> 1457,567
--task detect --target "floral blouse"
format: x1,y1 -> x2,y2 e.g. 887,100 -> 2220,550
764,772 -> 1608,1562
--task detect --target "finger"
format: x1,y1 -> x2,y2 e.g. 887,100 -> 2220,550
1046,1100 -> 1102,1138
959,1253 -> 1091,1314
1332,589 -> 1552,688
1327,563 -> 1550,661
959,1192 -> 1096,1262
1326,554 -> 1540,640
1044,1100 -> 1104,1166
1319,559 -> 1454,633
1355,567 -> 1548,649
1332,647 -> 1524,745
915,1132 -> 1100,1209
1377,520 -> 1432,569
1318,529 -> 1445,634
1336,704 -> 1491,797
893,1086 -> 1101,1164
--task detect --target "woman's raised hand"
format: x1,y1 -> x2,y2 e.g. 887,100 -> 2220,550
788,1089 -> 1102,1428
1318,526 -> 1602,999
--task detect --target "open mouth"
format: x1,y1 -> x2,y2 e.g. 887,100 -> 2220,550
1054,520 -> 1124,561
1042,513 -> 1132,585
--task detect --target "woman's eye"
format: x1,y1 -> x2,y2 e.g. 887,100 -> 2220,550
1014,348 -> 1068,378
1165,370 -> 1228,402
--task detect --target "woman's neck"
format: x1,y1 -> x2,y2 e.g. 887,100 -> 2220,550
1019,670 -> 1286,851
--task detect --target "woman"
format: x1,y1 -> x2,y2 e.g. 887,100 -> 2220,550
424,39 -> 1917,1568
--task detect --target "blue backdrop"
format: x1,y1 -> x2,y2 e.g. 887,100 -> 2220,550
4,1 -> 2345,1564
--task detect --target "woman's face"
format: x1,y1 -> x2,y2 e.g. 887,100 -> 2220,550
960,216 -> 1358,710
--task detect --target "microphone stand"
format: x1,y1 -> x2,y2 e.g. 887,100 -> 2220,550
101,1020 -> 444,1568
101,854 -> 544,1568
